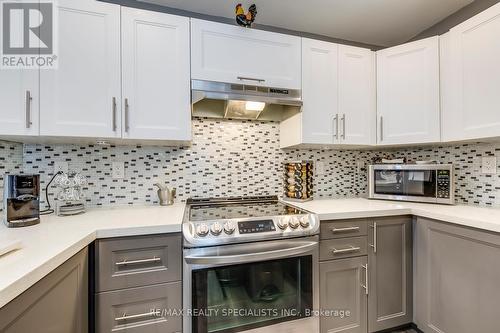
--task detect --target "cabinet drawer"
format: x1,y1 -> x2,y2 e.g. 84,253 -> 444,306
96,234 -> 181,292
320,219 -> 368,240
96,282 -> 182,333
320,237 -> 367,261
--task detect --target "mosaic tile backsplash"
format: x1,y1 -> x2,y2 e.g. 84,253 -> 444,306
0,117 -> 500,210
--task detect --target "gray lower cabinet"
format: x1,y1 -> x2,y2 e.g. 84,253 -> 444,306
95,233 -> 182,333
96,282 -> 182,333
367,216 -> 412,333
320,256 -> 368,333
0,248 -> 88,333
95,234 -> 182,292
414,217 -> 500,333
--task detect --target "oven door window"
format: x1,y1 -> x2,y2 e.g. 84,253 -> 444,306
373,170 -> 404,195
192,255 -> 313,333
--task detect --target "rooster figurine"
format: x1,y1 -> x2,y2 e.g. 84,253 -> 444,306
236,4 -> 257,28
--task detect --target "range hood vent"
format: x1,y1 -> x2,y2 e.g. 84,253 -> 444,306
192,80 -> 302,122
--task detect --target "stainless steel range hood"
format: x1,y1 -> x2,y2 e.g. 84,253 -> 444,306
191,80 -> 302,121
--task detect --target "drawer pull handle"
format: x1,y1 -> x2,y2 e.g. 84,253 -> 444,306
361,264 -> 368,295
115,310 -> 160,322
115,257 -> 161,267
332,246 -> 361,255
331,226 -> 360,233
237,76 -> 265,83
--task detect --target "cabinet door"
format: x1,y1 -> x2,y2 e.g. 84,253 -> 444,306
40,0 -> 121,138
0,70 -> 39,136
414,218 -> 500,333
0,248 -> 88,333
377,37 -> 440,145
191,19 -> 301,89
368,216 -> 412,332
301,38 -> 338,145
320,257 -> 368,333
121,8 -> 191,141
442,3 -> 500,141
338,45 -> 376,145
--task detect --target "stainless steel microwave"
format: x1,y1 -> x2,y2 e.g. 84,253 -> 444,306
368,164 -> 454,205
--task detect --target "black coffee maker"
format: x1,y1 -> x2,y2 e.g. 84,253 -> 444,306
3,175 -> 40,227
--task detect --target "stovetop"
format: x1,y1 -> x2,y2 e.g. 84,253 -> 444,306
183,196 -> 320,248
188,196 -> 307,222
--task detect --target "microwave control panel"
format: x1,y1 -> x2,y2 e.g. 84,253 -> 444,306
437,170 -> 451,199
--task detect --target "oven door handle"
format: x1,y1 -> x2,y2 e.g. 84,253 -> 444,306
184,241 -> 318,265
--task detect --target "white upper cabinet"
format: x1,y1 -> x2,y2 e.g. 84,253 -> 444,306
377,36 -> 440,145
121,8 -> 191,141
442,3 -> 500,142
0,70 -> 39,136
280,38 -> 376,148
40,0 -> 122,138
300,38 -> 339,145
191,19 -> 301,89
338,45 -> 376,145
280,39 -> 375,148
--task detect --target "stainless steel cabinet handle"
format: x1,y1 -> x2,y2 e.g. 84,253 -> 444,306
115,256 -> 161,267
361,264 -> 368,295
25,91 -> 33,128
124,98 -> 130,133
332,245 -> 361,255
333,114 -> 339,140
331,226 -> 359,233
341,114 -> 346,140
115,310 -> 160,322
237,76 -> 265,83
369,222 -> 377,253
379,116 -> 384,142
112,97 -> 117,131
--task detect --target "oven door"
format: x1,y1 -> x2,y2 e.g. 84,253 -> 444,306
183,236 -> 319,333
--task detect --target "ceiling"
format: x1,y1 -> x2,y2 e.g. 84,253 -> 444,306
139,0 -> 474,46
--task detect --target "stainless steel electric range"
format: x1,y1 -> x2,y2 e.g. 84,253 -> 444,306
182,196 -> 320,333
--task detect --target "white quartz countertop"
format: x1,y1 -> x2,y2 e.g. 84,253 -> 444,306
2,198 -> 500,309
287,198 -> 500,234
0,203 -> 185,308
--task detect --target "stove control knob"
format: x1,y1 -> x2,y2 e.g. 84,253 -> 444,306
277,217 -> 289,230
211,222 -> 223,236
196,224 -> 209,237
300,216 -> 310,228
289,217 -> 300,229
223,221 -> 236,235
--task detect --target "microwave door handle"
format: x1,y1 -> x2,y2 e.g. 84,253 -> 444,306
184,241 -> 317,265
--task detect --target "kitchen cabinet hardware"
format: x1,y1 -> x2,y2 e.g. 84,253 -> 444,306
115,256 -> 161,267
115,310 -> 160,322
331,226 -> 360,233
112,97 -> 117,131
25,90 -> 32,128
124,98 -> 130,133
331,245 -> 361,254
341,113 -> 346,139
361,264 -> 368,295
333,114 -> 339,140
237,76 -> 265,83
369,222 -> 377,253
